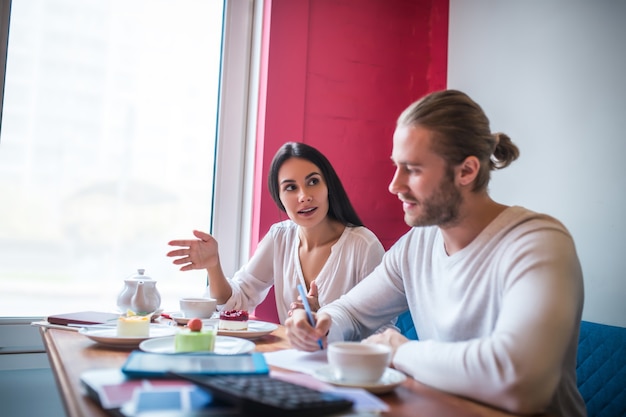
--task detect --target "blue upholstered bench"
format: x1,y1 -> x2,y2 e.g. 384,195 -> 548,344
577,320 -> 626,417
396,310 -> 418,340
396,313 -> 626,417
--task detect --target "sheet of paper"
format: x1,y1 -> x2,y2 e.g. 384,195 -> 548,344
263,348 -> 328,375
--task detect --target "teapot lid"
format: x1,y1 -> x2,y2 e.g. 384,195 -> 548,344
128,268 -> 153,280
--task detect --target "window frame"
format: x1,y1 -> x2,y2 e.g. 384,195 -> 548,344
0,0 -> 10,133
212,0 -> 261,278
0,0 -> 261,359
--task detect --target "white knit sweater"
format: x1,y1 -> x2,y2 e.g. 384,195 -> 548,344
218,220 -> 385,324
322,206 -> 586,417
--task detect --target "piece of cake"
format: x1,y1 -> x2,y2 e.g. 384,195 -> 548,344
117,313 -> 150,337
219,309 -> 249,331
175,318 -> 216,353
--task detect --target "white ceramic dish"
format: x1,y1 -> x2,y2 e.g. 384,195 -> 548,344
78,325 -> 177,348
117,308 -> 163,320
167,313 -> 278,339
167,312 -> 218,326
313,366 -> 407,394
139,335 -> 255,355
217,320 -> 278,339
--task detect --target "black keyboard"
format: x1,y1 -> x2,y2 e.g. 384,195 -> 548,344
169,373 -> 354,416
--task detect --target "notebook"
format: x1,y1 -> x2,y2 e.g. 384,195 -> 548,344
46,311 -> 120,326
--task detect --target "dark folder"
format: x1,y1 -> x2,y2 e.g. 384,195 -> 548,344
47,311 -> 120,326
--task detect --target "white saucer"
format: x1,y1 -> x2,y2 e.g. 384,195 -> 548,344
217,320 -> 278,339
79,325 -> 177,348
167,312 -> 217,326
139,335 -> 255,355
313,366 -> 407,394
167,313 -> 278,339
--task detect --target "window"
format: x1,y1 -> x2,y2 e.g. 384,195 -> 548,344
0,0 -> 259,318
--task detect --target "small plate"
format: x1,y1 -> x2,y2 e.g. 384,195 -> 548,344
313,366 -> 407,394
78,325 -> 177,348
167,312 -> 217,326
217,320 -> 278,339
167,313 -> 278,339
139,335 -> 255,355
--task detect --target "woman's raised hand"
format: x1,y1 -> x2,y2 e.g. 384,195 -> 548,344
167,230 -> 220,271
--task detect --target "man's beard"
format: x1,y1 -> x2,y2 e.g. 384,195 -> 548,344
403,170 -> 462,228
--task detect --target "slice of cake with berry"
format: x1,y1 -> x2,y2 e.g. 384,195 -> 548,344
218,309 -> 249,331
175,318 -> 216,352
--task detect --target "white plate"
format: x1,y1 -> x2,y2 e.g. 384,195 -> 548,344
167,312 -> 217,326
313,366 -> 407,394
78,325 -> 177,348
167,313 -> 278,339
139,335 -> 255,355
117,308 -> 164,320
217,320 -> 278,339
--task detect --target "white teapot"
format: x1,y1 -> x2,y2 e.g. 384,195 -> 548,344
116,268 -> 161,314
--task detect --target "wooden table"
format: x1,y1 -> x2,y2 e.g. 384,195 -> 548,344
39,323 -> 541,417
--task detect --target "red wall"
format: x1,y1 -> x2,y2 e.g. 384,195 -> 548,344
252,0 -> 448,322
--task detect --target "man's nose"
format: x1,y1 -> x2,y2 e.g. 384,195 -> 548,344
388,169 -> 403,194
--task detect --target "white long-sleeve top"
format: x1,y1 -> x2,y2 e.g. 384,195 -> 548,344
321,206 -> 585,417
217,220 -> 385,324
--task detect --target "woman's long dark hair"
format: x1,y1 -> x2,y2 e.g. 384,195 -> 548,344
268,142 -> 364,227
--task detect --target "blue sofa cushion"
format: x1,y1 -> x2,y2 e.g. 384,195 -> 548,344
396,310 -> 418,340
576,320 -> 626,417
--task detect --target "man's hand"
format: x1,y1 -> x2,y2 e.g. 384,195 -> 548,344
363,328 -> 410,358
285,309 -> 331,351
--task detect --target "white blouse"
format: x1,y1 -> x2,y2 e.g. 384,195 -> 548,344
216,220 -> 385,324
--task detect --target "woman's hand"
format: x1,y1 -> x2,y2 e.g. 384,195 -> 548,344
289,280 -> 320,315
285,309 -> 330,351
167,230 -> 220,271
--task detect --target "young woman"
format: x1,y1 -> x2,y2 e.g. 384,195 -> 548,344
167,142 -> 384,324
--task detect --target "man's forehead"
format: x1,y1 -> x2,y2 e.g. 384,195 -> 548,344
391,126 -> 435,159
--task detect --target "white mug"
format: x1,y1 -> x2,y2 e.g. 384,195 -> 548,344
179,297 -> 217,318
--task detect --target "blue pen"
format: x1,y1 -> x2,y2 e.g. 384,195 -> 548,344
297,283 -> 324,350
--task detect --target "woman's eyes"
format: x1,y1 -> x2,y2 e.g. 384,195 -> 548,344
282,177 -> 321,192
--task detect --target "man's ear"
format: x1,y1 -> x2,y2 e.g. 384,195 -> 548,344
456,156 -> 480,187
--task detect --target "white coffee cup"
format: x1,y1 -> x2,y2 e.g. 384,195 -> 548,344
327,341 -> 391,383
179,297 -> 217,318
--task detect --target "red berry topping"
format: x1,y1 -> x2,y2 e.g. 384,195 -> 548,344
220,309 -> 249,321
187,318 -> 203,331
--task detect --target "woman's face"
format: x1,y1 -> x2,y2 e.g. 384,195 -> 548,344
277,157 -> 330,227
